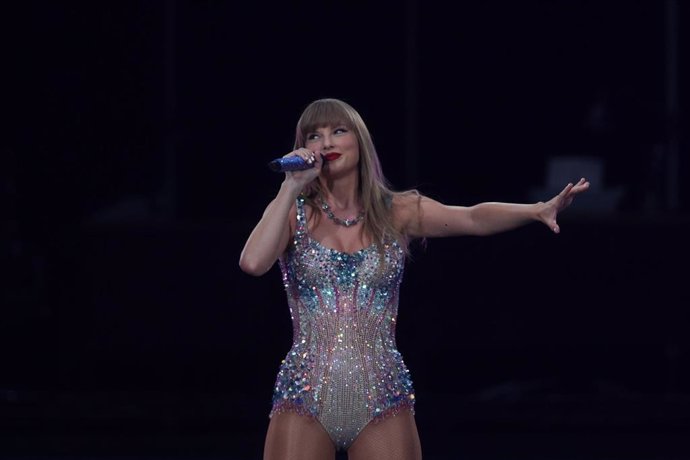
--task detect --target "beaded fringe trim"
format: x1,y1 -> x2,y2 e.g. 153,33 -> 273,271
371,399 -> 416,424
269,400 -> 316,420
269,399 -> 415,423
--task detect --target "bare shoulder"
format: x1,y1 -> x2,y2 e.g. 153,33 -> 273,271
392,191 -> 420,214
287,196 -> 318,236
391,191 -> 424,232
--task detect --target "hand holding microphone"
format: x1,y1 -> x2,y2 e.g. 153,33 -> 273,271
268,149 -> 323,173
268,149 -> 324,192
268,155 -> 314,172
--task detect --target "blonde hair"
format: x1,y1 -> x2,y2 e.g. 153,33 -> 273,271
294,98 -> 417,257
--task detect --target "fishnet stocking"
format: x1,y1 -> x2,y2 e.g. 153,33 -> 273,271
347,409 -> 422,460
263,412 -> 336,460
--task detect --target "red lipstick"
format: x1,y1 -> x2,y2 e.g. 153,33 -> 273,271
324,153 -> 341,161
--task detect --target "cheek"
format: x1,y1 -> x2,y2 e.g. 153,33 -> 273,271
345,135 -> 359,152
350,142 -> 360,163
350,148 -> 361,167
305,139 -> 320,150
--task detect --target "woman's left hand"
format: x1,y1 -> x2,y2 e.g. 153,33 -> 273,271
537,178 -> 590,233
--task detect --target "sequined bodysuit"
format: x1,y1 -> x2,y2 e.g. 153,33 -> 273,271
270,196 -> 415,450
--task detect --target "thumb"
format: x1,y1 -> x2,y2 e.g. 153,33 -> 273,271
551,220 -> 560,234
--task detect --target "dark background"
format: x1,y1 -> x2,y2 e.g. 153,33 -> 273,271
2,1 -> 690,459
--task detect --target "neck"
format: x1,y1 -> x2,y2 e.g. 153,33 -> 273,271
319,174 -> 360,210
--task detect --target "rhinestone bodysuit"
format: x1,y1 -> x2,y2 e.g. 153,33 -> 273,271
269,195 -> 415,450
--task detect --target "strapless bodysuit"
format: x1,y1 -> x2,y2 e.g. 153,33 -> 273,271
269,195 -> 415,450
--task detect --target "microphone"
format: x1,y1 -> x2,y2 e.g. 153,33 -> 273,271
267,155 -> 316,172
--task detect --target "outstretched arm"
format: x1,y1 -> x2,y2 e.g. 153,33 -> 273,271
402,178 -> 590,238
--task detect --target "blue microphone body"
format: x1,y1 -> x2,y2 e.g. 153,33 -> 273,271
267,156 -> 314,172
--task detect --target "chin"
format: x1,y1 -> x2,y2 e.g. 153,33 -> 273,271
327,164 -> 357,177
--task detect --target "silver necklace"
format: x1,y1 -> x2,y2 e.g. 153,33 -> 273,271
318,197 -> 364,227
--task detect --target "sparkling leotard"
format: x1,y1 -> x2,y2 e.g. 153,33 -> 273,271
269,195 -> 415,450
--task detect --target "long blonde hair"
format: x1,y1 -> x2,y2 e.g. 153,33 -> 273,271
293,98 -> 416,256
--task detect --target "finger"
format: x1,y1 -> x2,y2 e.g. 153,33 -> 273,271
567,181 -> 590,197
310,151 -> 323,171
551,219 -> 560,234
294,148 -> 315,164
564,178 -> 591,195
575,180 -> 590,192
559,182 -> 574,197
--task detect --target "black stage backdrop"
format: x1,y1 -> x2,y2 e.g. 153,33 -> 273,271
2,1 -> 690,459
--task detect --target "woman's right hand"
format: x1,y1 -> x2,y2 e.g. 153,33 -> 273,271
239,148 -> 321,276
282,148 -> 323,191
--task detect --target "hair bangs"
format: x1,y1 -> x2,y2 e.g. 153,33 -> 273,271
296,99 -> 355,144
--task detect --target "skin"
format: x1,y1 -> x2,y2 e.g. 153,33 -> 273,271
239,124 -> 590,459
239,125 -> 590,274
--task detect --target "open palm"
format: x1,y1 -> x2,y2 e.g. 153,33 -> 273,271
538,178 -> 590,233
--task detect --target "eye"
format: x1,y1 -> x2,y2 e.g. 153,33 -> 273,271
306,133 -> 320,141
334,127 -> 348,134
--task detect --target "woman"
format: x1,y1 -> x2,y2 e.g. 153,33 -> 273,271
239,98 -> 589,460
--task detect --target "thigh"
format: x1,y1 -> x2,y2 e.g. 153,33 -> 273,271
347,409 -> 422,460
263,411 -> 336,460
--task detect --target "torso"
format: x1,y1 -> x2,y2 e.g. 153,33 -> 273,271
270,195 -> 415,450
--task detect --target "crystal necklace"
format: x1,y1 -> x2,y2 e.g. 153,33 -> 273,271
317,197 -> 364,227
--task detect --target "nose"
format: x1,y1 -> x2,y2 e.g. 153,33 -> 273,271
322,133 -> 334,151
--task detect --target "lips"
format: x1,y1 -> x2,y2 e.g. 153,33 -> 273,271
324,153 -> 342,161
